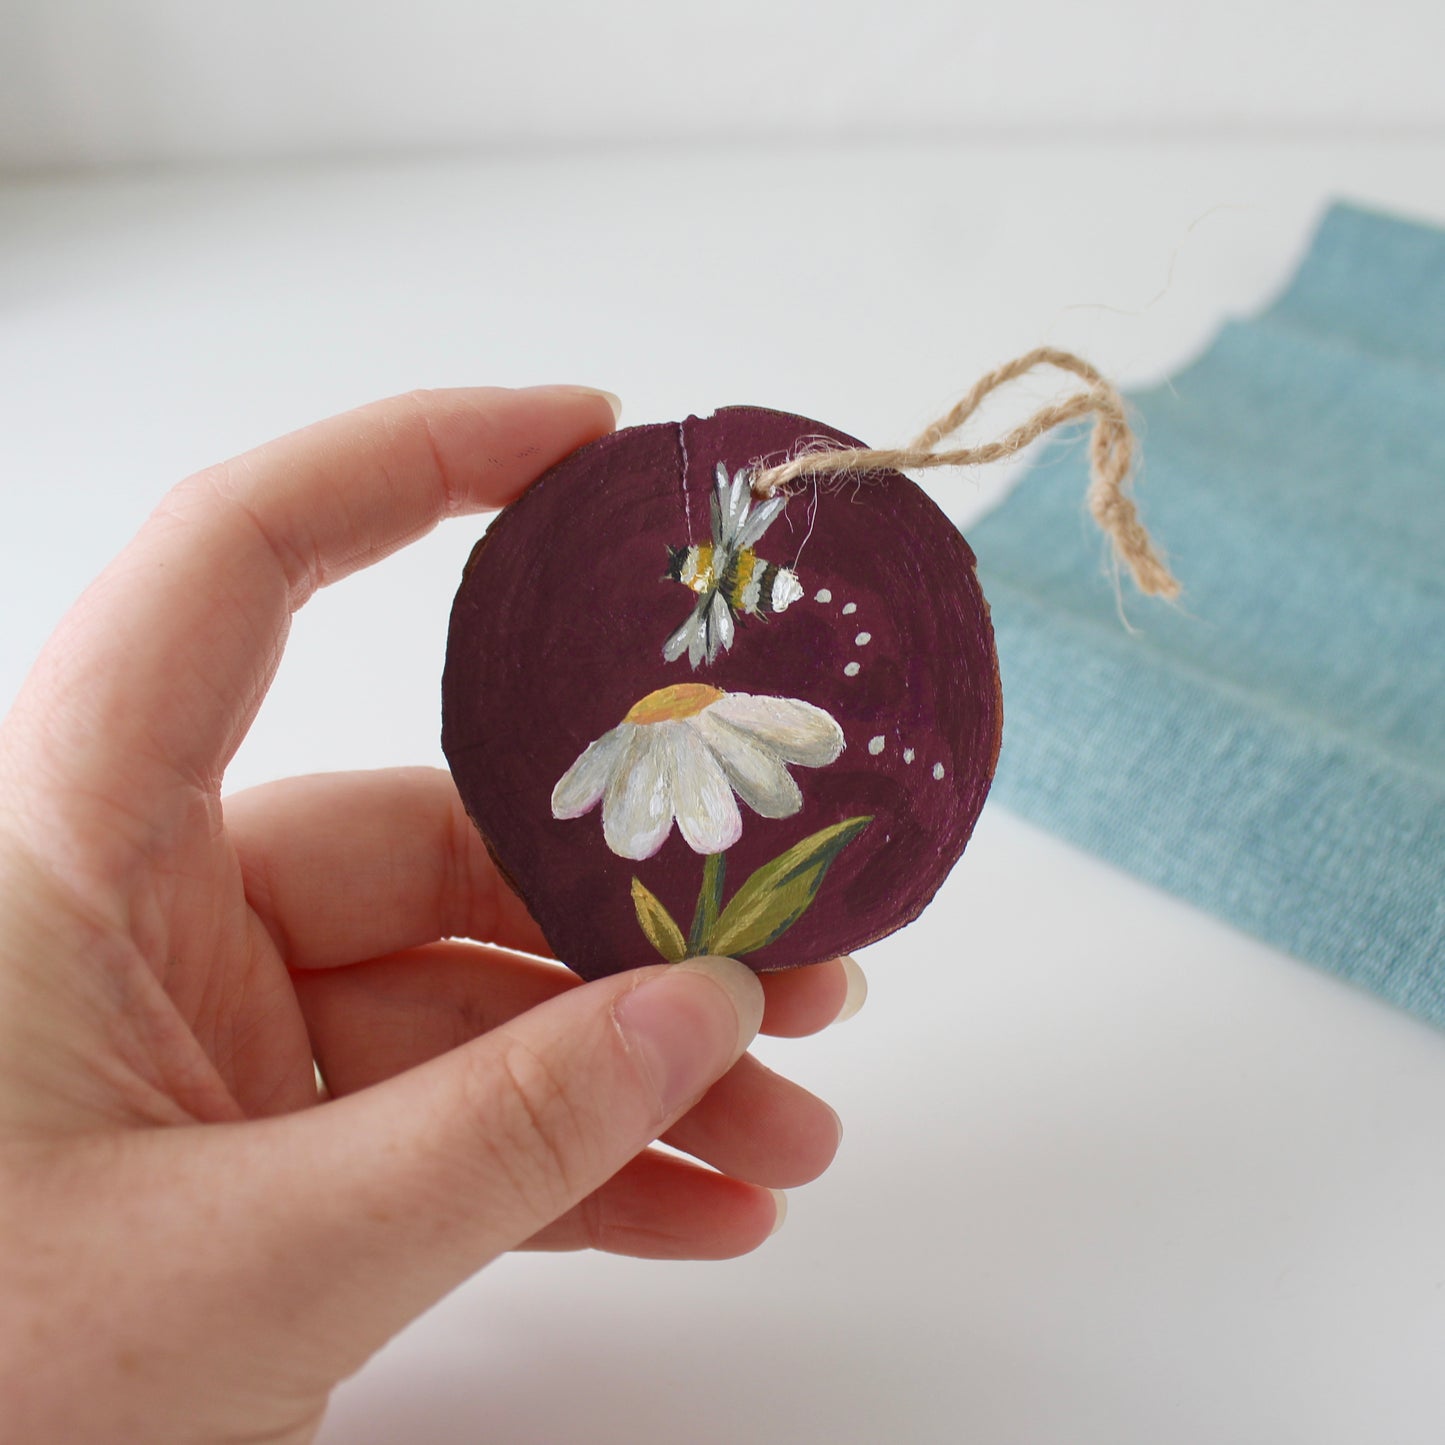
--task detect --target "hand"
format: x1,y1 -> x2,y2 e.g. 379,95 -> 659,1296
0,387 -> 861,1445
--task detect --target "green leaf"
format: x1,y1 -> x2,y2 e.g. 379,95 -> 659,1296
704,816 -> 872,959
687,852 -> 727,956
632,877 -> 688,963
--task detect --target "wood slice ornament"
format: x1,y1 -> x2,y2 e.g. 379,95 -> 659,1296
442,350 -> 1178,981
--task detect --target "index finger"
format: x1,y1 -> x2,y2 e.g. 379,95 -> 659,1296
3,386 -> 618,830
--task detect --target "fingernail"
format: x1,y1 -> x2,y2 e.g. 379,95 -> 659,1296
833,954 -> 868,1023
768,1189 -> 788,1237
612,957 -> 763,1119
557,385 -> 622,423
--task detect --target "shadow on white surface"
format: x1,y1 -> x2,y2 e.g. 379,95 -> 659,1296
321,809 -> 1445,1445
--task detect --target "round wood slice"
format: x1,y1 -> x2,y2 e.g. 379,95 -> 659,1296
442,407 -> 1002,980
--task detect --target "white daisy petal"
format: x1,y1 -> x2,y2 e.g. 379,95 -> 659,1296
601,727 -> 676,859
558,687 -> 847,860
706,693 -> 845,768
551,725 -> 632,819
669,721 -> 742,854
693,711 -> 803,818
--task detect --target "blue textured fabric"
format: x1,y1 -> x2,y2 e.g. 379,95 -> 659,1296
970,202 -> 1445,1025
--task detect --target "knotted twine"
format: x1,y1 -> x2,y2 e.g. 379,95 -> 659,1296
749,346 -> 1180,600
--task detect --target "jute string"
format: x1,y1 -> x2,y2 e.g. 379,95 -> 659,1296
750,346 -> 1180,600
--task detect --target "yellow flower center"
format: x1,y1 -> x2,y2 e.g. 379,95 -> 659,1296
624,683 -> 723,726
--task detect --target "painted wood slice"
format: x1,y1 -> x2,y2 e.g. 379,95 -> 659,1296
442,407 -> 1002,980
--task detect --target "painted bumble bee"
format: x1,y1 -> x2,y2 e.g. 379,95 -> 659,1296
662,462 -> 805,668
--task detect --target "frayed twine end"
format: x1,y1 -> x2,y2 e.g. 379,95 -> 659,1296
749,346 -> 1180,603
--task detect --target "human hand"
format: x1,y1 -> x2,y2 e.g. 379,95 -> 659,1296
0,387 -> 861,1444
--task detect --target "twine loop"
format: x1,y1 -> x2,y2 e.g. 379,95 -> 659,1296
749,346 -> 1180,600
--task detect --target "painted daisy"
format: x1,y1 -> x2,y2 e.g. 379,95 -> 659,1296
551,683 -> 845,860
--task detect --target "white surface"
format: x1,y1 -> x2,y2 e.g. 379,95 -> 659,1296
2,1 -> 1444,170
3,144 -> 1445,1442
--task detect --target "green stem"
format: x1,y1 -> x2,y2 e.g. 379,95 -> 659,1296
687,851 -> 727,956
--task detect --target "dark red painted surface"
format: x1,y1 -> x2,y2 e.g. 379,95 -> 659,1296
442,407 -> 1002,979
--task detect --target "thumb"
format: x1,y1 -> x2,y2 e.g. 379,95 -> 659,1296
191,956 -> 762,1373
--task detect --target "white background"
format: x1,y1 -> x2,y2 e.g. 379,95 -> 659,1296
3,6 -> 1445,1444
2,0 -> 1445,169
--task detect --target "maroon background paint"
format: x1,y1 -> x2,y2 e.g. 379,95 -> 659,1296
442,407 -> 1002,980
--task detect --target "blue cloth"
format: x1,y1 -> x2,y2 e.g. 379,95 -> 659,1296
971,202 -> 1445,1025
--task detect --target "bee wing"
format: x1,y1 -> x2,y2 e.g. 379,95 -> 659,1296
710,466 -> 727,545
663,603 -> 706,665
707,589 -> 735,660
711,465 -> 745,548
710,537 -> 738,588
728,468 -> 751,542
734,493 -> 786,551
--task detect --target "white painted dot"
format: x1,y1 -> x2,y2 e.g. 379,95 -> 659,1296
903,748 -> 915,764
842,602 -> 857,615
844,661 -> 861,677
855,631 -> 871,646
932,762 -> 945,780
815,588 -> 832,603
868,735 -> 885,756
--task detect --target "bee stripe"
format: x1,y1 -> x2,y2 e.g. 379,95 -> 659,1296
727,549 -> 761,614
748,559 -> 778,615
675,543 -> 714,592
